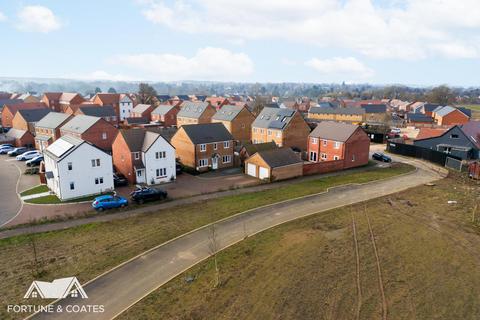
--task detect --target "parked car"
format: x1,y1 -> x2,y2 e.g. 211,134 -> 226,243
113,173 -> 128,187
176,163 -> 183,175
8,147 -> 27,157
0,143 -> 13,148
0,145 -> 14,154
372,152 -> 392,162
16,150 -> 40,161
92,194 -> 128,211
390,128 -> 401,134
130,186 -> 168,204
26,155 -> 44,167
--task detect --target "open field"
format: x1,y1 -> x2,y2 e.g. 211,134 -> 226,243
0,164 -> 413,319
119,173 -> 480,320
460,104 -> 480,120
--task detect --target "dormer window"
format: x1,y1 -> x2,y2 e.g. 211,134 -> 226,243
133,152 -> 140,160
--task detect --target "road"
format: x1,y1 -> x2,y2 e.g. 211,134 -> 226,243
0,157 -> 23,225
30,155 -> 446,320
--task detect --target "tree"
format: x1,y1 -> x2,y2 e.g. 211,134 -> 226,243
107,87 -> 117,94
426,85 -> 456,105
252,95 -> 267,116
138,83 -> 158,105
94,87 -> 102,94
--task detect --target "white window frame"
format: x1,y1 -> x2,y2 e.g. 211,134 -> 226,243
213,143 -> 218,150
101,132 -> 107,140
133,152 -> 140,160
334,141 -> 341,149
223,141 -> 230,148
309,151 -> 317,162
323,139 -> 327,146
222,155 -> 232,164
333,155 -> 340,160
198,158 -> 208,167
321,153 -> 327,160
311,137 -> 318,144
200,144 -> 207,152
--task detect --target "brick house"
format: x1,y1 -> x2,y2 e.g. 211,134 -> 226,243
238,141 -> 277,165
1,102 -> 47,128
251,107 -> 311,150
307,121 -> 370,168
176,101 -> 216,127
211,105 -> 255,142
171,123 -> 234,172
41,92 -> 85,112
131,104 -> 154,120
308,106 -> 365,123
34,112 -> 73,151
433,106 -> 470,126
75,105 -> 118,126
92,93 -> 134,121
5,128 -> 35,148
112,129 -> 176,185
405,113 -> 434,125
151,104 -> 180,127
205,97 -> 230,111
12,108 -> 50,134
244,147 -> 303,181
60,115 -> 118,152
360,104 -> 388,123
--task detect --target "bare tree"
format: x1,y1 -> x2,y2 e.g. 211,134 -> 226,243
28,234 -> 40,277
208,224 -> 220,288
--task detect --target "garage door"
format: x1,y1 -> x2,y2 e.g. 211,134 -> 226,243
247,163 -> 257,177
259,167 -> 269,179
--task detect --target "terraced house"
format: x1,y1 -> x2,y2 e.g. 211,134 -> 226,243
211,105 -> 255,142
251,107 -> 310,150
151,104 -> 180,127
34,112 -> 73,151
12,108 -> 50,134
176,101 -> 216,127
307,106 -> 365,123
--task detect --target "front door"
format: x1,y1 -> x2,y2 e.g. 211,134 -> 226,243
212,157 -> 218,170
136,169 -> 145,184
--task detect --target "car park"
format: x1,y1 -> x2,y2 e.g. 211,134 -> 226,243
0,145 -> 14,154
16,150 -> 41,161
92,194 -> 128,211
26,155 -> 44,167
7,147 -> 27,157
130,186 -> 168,204
0,143 -> 13,149
113,173 -> 128,187
372,152 -> 392,163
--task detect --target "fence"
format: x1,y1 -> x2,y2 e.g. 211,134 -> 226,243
386,139 -> 462,167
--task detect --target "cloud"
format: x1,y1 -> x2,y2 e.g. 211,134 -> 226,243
17,5 -> 61,33
110,47 -> 254,81
0,11 -> 6,22
69,70 -> 134,82
139,0 -> 480,60
305,57 -> 374,80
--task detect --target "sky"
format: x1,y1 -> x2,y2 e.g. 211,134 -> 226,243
0,0 -> 479,87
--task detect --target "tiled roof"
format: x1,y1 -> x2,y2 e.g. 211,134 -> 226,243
309,106 -> 365,115
177,101 -> 211,119
180,123 -> 233,144
35,112 -> 71,129
132,104 -> 152,114
78,106 -> 116,118
361,104 -> 387,113
61,115 -> 101,134
17,108 -> 50,122
309,121 -> 360,141
254,148 -> 302,168
152,104 -> 176,116
212,105 -> 245,121
460,121 -> 480,149
252,107 -> 296,130
406,113 -> 433,122
415,128 -> 448,140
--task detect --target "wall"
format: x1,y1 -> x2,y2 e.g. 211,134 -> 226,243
143,137 -> 176,185
302,160 -> 345,176
112,132 -> 135,184
171,128 -> 196,168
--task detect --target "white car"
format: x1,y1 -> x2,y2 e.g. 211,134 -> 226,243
390,128 -> 401,134
16,150 -> 41,161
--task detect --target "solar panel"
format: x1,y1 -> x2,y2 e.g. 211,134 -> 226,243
277,109 -> 294,117
268,121 -> 286,129
47,139 -> 74,158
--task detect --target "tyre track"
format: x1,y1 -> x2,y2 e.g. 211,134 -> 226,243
351,210 -> 362,320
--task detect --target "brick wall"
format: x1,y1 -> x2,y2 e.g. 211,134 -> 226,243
302,160 -> 345,176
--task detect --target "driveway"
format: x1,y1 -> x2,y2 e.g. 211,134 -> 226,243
30,156 -> 446,320
0,155 -> 38,226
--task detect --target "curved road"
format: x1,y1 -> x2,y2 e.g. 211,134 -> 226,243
0,158 -> 23,225
31,156 -> 446,320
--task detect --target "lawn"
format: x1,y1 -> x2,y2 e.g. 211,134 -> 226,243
19,184 -> 49,197
24,193 -> 112,204
0,163 -> 413,320
119,173 -> 480,320
459,104 -> 480,120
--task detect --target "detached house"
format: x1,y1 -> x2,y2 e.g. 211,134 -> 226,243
131,104 -> 154,120
432,106 -> 470,126
44,135 -> 114,201
1,102 -> 47,128
211,105 -> 255,142
41,92 -> 85,112
75,105 -> 118,126
35,112 -> 73,151
12,108 -> 50,134
308,121 -> 370,167
251,107 -> 310,150
60,115 -> 118,152
112,129 -> 176,185
92,93 -> 134,121
151,104 -> 180,127
171,123 -> 234,172
176,101 -> 216,127
5,128 -> 35,148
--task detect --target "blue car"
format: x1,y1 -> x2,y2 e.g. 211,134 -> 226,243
92,195 -> 128,211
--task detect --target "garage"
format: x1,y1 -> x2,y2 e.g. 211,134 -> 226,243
247,163 -> 257,177
259,167 -> 269,179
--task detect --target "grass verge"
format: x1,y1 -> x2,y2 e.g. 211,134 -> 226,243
0,163 -> 413,320
19,185 -> 49,197
24,193 -> 113,204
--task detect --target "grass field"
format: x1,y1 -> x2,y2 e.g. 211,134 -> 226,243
118,173 -> 480,320
23,192 -> 113,204
19,185 -> 49,197
459,104 -> 480,120
0,164 -> 413,320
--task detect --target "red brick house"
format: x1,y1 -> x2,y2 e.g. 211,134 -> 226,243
433,106 -> 470,126
1,102 -> 47,128
60,115 -> 118,151
151,104 -> 180,127
308,121 -> 370,168
12,108 -> 50,134
131,104 -> 154,120
34,112 -> 73,151
5,128 -> 35,148
75,105 -> 118,126
205,97 -> 230,111
41,92 -> 85,112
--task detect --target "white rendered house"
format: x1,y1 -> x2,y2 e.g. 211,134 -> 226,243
44,135 -> 114,200
119,94 -> 134,121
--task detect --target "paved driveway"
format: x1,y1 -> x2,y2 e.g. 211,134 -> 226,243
31,156 -> 446,320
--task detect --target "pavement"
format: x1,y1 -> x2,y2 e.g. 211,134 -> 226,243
30,155 -> 446,320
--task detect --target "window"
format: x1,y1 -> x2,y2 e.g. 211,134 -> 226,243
323,140 -> 327,146
352,154 -> 356,162
102,132 -> 107,140
199,158 -> 208,167
133,152 -> 140,160
31,291 -> 38,298
223,141 -> 230,148
267,130 -> 272,136
67,162 -> 73,170
260,129 -> 264,134
309,152 -> 317,162
95,177 -> 104,185
451,134 -> 459,139
334,155 -> 340,160
213,143 -> 218,150
334,141 -> 341,149
241,123 -> 245,128
155,151 -> 166,159
321,153 -> 327,160
222,155 -> 232,163
156,168 -> 166,177
91,159 -> 101,167
311,138 -> 318,144
96,159 -> 100,166
137,170 -> 142,177
200,144 -> 206,152
276,131 -> 281,138
70,289 -> 78,298
70,182 -> 75,190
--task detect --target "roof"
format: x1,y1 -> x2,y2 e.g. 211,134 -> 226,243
152,104 -> 175,116
252,107 -> 297,130
156,95 -> 171,102
254,148 -> 302,168
422,103 -> 440,112
458,107 -> 472,117
94,93 -> 121,105
309,106 -> 365,115
59,93 -> 83,104
118,129 -> 168,152
78,105 -> 116,118
61,115 -> 101,134
309,121 -> 360,141
132,104 -> 152,114
44,135 -> 85,161
180,123 -> 233,144
361,104 -> 387,113
177,101 -> 211,119
212,105 -> 245,121
146,127 -> 178,142
434,106 -> 466,117
0,99 -> 22,107
126,117 -> 149,124
35,112 -> 71,129
242,141 -> 277,155
460,121 -> 480,149
16,108 -> 50,122
416,128 -> 448,140
3,102 -> 46,114
406,113 -> 433,122
6,128 -> 28,139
